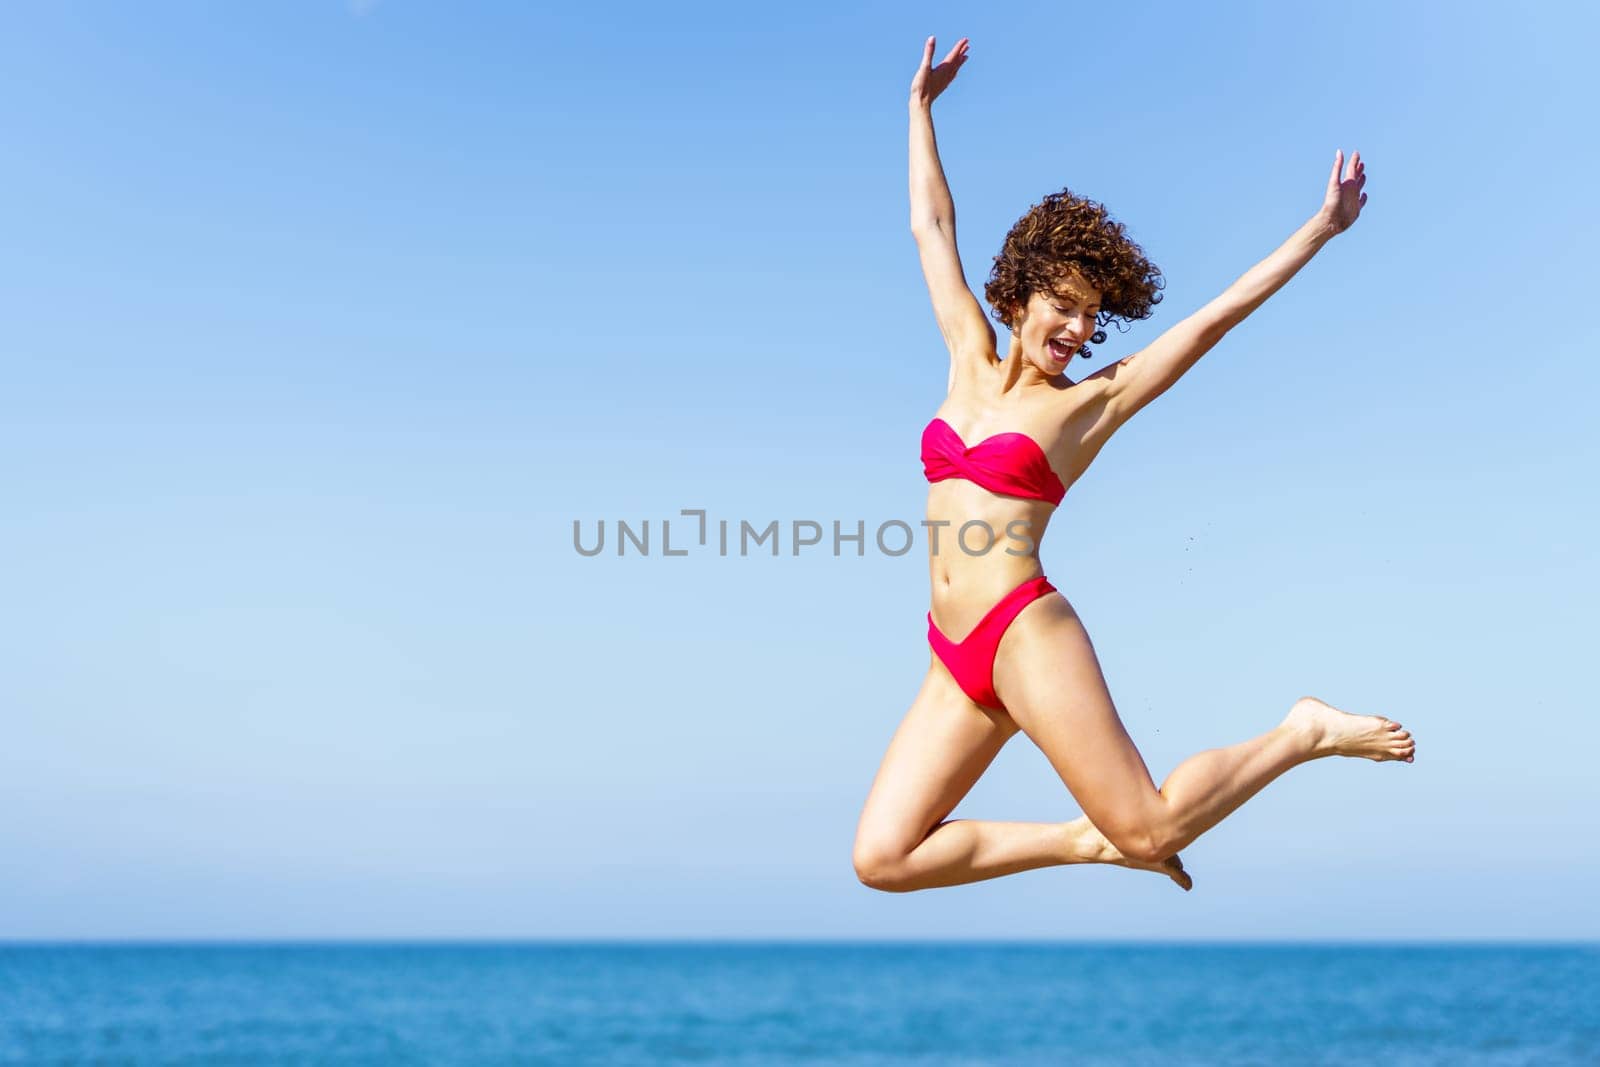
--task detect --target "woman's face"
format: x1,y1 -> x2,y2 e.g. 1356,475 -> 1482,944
1015,285 -> 1102,377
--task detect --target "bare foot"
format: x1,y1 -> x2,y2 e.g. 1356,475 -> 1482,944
1074,822 -> 1192,891
1283,696 -> 1416,763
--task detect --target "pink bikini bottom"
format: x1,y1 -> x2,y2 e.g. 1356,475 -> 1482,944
927,575 -> 1057,711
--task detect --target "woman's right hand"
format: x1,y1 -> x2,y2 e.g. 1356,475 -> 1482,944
910,36 -> 970,108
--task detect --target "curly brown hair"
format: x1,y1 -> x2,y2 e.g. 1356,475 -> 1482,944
983,187 -> 1164,342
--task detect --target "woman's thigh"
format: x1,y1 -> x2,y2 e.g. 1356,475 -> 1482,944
853,654 -> 1019,868
992,592 -> 1166,849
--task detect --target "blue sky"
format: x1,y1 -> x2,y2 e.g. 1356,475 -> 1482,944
2,1 -> 1596,941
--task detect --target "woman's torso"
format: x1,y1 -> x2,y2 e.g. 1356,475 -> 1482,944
925,367 -> 1117,630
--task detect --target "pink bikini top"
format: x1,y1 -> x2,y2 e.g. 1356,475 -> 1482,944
920,417 -> 1066,506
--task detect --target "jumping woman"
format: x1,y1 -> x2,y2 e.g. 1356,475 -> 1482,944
853,36 -> 1415,894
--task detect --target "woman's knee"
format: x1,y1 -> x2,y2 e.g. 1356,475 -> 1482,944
1097,819 -> 1175,864
851,839 -> 910,891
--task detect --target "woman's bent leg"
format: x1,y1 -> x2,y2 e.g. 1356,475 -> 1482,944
854,655 -> 1191,891
996,596 -> 1416,863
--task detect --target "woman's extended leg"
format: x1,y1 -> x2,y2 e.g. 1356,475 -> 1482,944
993,594 -> 1416,863
852,654 -> 1192,892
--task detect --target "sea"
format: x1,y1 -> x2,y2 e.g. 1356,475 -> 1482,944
0,942 -> 1594,1065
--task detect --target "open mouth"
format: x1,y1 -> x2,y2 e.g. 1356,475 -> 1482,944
1047,339 -> 1077,361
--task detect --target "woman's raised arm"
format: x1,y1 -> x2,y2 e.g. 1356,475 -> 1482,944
908,36 -> 966,230
908,37 -> 996,383
1091,149 -> 1370,424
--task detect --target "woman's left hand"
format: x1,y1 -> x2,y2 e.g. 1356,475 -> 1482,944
1318,148 -> 1367,235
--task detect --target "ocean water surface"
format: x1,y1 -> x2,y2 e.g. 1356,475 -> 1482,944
0,942 -> 1595,1065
